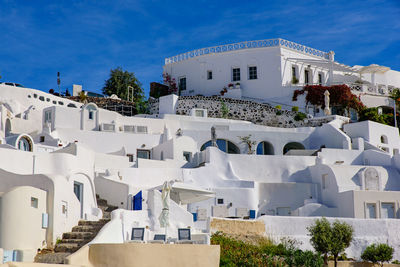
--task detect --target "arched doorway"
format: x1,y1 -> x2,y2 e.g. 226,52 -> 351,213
256,141 -> 274,155
283,142 -> 305,155
200,139 -> 240,154
17,135 -> 33,152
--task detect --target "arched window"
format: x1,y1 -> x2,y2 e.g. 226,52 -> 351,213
283,142 -> 305,155
256,141 -> 274,155
380,135 -> 388,144
200,139 -> 240,154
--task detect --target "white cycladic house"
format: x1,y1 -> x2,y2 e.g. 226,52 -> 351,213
163,38 -> 400,113
1,70 -> 400,260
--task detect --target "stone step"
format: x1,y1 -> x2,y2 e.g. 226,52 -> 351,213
55,243 -> 80,253
62,231 -> 94,240
78,220 -> 108,226
58,238 -> 86,244
72,225 -> 101,232
34,252 -> 71,264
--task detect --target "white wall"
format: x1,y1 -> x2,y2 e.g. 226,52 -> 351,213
259,215 -> 400,260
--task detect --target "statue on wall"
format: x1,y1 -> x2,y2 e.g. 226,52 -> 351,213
324,90 -> 331,116
211,126 -> 217,147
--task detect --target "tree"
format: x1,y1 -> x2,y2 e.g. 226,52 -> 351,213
307,218 -> 353,267
238,134 -> 257,154
361,243 -> 394,267
307,218 -> 332,265
102,67 -> 145,103
330,220 -> 353,267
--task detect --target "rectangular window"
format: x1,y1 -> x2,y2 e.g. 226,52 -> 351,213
40,136 -> 45,142
217,198 -> 224,204
31,197 -> 38,208
318,73 -> 323,85
88,110 -> 94,120
195,110 -> 205,117
381,203 -> 395,218
179,77 -> 186,91
232,68 -> 240,82
366,203 -> 376,218
137,149 -> 150,159
44,111 -> 52,123
136,126 -> 148,134
305,70 -> 310,84
207,70 -> 212,80
248,66 -> 257,80
292,66 -> 296,79
124,125 -> 136,133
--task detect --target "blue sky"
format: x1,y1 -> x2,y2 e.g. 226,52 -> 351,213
0,0 -> 399,97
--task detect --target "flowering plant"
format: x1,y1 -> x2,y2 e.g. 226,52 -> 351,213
228,83 -> 234,87
162,73 -> 177,94
293,84 -> 365,113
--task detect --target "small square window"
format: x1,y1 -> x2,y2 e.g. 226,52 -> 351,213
217,198 -> 224,204
207,71 -> 212,80
40,136 -> 45,142
127,154 -> 134,162
31,197 -> 38,208
232,68 -> 240,82
248,66 -> 257,80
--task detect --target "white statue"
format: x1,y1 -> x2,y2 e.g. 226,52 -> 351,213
324,90 -> 331,116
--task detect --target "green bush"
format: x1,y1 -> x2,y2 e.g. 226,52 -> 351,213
275,105 -> 282,110
292,106 -> 299,112
294,112 -> 307,121
211,232 -> 323,267
361,243 -> 394,267
392,259 -> 400,264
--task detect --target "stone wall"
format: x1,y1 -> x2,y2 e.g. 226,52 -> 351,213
149,96 -> 335,128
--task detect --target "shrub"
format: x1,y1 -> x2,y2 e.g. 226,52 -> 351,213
294,112 -> 307,121
220,101 -> 229,119
275,105 -> 282,110
211,232 -> 323,267
361,243 -> 394,267
307,218 -> 353,267
292,106 -> 299,112
392,259 -> 400,264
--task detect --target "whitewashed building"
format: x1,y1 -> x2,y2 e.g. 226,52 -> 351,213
163,38 -> 400,113
1,67 -> 400,261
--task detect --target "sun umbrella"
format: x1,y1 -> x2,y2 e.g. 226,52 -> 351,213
158,181 -> 172,238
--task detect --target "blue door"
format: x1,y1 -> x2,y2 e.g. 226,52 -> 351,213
133,191 -> 142,210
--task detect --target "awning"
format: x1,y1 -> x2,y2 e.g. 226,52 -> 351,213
152,182 -> 215,205
285,58 -> 357,73
357,64 -> 390,74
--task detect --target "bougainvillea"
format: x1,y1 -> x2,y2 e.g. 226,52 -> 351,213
292,85 -> 365,113
162,73 -> 177,94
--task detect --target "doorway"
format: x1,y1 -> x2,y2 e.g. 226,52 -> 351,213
73,182 -> 84,218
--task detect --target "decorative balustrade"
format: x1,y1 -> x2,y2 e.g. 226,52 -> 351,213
165,38 -> 329,65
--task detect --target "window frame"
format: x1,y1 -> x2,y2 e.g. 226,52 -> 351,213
248,66 -> 257,80
178,76 -> 186,91
207,70 -> 212,80
232,67 -> 241,82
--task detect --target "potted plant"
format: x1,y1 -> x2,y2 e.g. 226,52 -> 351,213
223,87 -> 228,93
235,82 -> 240,89
228,83 -> 234,89
220,90 -> 225,96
